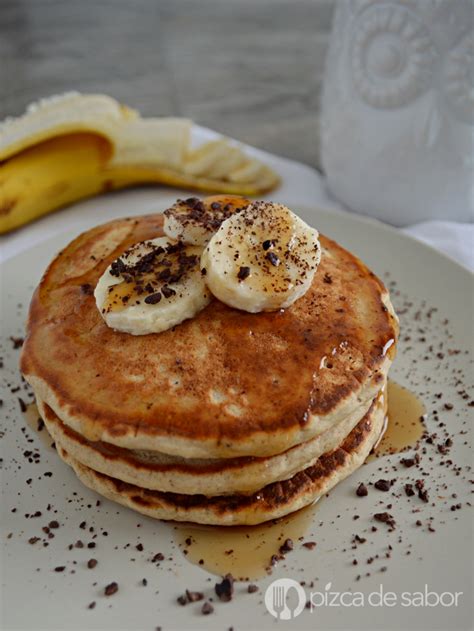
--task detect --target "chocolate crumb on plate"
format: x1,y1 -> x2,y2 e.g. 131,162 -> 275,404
400,454 -> 420,467
215,573 -> 234,602
373,512 -> 396,529
10,336 -> 24,349
374,479 -> 392,492
186,589 -> 204,603
279,538 -> 294,554
201,601 -> 214,615
104,582 -> 118,596
302,541 -> 317,550
152,552 -> 164,562
418,487 -> 429,503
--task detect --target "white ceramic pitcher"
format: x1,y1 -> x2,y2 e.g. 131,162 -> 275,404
320,0 -> 474,226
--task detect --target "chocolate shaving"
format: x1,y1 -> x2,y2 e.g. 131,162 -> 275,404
373,512 -> 396,529
10,336 -> 24,349
262,239 -> 275,251
104,582 -> 118,596
237,266 -> 251,281
374,479 -> 392,492
161,286 -> 176,299
186,590 -> 204,603
302,541 -> 317,550
265,251 -> 280,266
279,538 -> 294,554
144,292 -> 162,305
215,573 -> 234,602
201,601 -> 214,615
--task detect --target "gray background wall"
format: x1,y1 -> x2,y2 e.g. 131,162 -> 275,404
0,0 -> 335,169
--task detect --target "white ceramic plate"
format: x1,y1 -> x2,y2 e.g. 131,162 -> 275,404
1,193 -> 472,631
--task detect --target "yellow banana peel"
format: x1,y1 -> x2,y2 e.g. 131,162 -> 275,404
0,93 -> 280,234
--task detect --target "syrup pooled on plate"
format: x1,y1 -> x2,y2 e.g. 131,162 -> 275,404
174,501 -> 318,580
371,380 -> 426,457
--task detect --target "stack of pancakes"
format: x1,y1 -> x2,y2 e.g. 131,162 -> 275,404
21,213 -> 398,525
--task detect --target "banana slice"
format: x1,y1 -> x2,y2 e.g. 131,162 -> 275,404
94,237 -> 210,335
201,202 -> 321,313
183,139 -> 229,176
206,146 -> 246,179
163,195 -> 250,246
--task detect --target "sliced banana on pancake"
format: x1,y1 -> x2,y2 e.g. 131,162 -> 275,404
94,237 -> 210,335
163,194 -> 250,245
201,201 -> 321,313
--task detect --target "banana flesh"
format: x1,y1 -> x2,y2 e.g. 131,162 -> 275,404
163,194 -> 250,245
201,202 -> 321,312
94,237 -> 210,335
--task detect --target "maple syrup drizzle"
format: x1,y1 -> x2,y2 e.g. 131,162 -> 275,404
103,242 -> 201,313
104,278 -> 150,313
371,380 -> 426,457
174,502 -> 319,580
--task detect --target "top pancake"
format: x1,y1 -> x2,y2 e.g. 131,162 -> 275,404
21,208 -> 398,458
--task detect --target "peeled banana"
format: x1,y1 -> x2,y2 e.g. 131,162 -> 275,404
0,93 -> 280,234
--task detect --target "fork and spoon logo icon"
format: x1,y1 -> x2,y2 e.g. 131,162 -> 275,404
265,578 -> 306,620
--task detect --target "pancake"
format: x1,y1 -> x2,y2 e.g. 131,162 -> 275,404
37,392 -> 380,495
54,394 -> 386,526
21,211 -> 398,458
